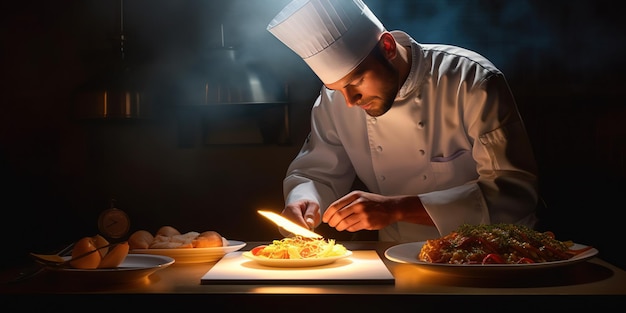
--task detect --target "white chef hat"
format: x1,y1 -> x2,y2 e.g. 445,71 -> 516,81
267,0 -> 385,84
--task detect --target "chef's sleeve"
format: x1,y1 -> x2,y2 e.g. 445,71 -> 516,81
283,89 -> 357,218
421,73 -> 539,235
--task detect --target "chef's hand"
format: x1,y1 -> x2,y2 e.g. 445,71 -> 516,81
280,200 -> 321,237
322,190 -> 434,232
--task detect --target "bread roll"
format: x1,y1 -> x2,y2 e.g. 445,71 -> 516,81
150,231 -> 198,249
129,226 -> 224,249
156,225 -> 180,237
128,230 -> 154,249
193,231 -> 223,248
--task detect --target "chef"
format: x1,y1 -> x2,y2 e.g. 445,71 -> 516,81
267,0 -> 539,242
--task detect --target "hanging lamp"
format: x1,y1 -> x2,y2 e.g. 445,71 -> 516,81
73,0 -> 149,121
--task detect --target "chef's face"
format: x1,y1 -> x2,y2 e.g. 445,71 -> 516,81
325,44 -> 399,117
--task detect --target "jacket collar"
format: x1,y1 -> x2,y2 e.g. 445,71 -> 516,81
391,31 -> 427,101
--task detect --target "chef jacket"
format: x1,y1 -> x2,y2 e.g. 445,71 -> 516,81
284,31 -> 539,242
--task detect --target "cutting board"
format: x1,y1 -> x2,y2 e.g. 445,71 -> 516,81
201,250 -> 394,285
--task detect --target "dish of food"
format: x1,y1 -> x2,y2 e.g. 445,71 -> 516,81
130,239 -> 246,264
385,241 -> 598,271
242,250 -> 353,267
242,236 -> 351,267
46,254 -> 174,284
128,226 -> 225,249
417,224 -> 595,265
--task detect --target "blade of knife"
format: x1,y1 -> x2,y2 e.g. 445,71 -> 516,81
257,210 -> 322,238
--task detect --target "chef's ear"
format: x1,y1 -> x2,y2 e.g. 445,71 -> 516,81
379,32 -> 397,60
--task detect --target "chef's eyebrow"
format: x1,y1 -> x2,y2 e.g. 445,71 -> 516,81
344,75 -> 361,88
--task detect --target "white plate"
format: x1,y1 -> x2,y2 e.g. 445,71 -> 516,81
384,241 -> 598,272
130,239 -> 246,264
241,250 -> 353,268
46,254 -> 174,284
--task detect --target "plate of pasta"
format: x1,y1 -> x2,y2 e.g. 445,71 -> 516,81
242,236 -> 352,268
242,250 -> 352,267
384,224 -> 598,272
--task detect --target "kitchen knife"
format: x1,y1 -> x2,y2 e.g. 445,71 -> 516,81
257,210 -> 322,238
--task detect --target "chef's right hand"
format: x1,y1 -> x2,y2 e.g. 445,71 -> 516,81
280,200 -> 320,236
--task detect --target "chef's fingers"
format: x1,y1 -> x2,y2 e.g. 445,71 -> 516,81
283,200 -> 320,230
325,203 -> 358,228
304,217 -> 314,230
323,191 -> 361,223
303,202 -> 320,229
331,210 -> 363,232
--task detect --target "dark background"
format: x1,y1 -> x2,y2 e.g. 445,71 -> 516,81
1,0 -> 624,269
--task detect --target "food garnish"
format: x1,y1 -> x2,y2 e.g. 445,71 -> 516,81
418,223 -> 593,265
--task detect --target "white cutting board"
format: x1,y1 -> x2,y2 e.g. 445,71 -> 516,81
201,250 -> 394,285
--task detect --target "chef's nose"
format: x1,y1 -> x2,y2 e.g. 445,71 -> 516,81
342,87 -> 362,107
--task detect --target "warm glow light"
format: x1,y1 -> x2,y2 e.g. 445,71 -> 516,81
257,210 -> 322,238
125,92 -> 131,117
103,91 -> 108,117
200,250 -> 394,285
250,286 -> 327,294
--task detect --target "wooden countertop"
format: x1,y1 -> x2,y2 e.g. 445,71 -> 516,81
1,241 -> 625,309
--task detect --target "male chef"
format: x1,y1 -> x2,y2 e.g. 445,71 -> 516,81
267,0 -> 539,242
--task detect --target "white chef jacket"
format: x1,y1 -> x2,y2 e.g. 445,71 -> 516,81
283,31 -> 539,242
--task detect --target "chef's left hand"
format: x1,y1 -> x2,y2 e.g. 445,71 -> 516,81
323,190 -> 432,232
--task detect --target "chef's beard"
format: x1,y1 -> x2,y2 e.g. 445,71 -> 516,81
364,66 -> 399,117
364,53 -> 400,117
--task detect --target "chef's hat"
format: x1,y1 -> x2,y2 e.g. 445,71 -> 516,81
267,0 -> 385,84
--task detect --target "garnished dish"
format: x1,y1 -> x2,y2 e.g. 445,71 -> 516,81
249,236 -> 347,259
418,223 -> 593,265
384,223 -> 598,273
128,226 -> 245,263
243,236 -> 352,267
